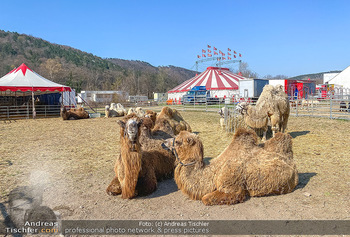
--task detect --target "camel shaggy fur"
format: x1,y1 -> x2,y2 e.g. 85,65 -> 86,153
165,128 -> 298,205
106,114 -> 175,199
60,107 -> 89,120
237,85 -> 290,141
153,107 -> 192,135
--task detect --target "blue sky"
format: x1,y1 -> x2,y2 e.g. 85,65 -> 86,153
1,0 -> 350,77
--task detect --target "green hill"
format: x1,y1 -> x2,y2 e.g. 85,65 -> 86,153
0,30 -> 197,98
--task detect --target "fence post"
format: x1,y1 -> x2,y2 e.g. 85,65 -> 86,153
45,105 -> 47,117
296,99 -> 298,117
27,104 -> 29,119
7,106 -> 9,119
330,97 -> 333,119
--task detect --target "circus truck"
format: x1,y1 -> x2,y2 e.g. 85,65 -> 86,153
182,86 -> 223,105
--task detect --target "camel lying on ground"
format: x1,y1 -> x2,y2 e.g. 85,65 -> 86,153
61,107 -> 89,120
105,103 -> 126,117
153,107 -> 192,135
106,114 -> 175,199
237,85 -> 290,141
164,128 -> 298,205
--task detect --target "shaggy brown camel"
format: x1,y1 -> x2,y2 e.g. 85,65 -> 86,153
164,128 -> 298,205
153,107 -> 192,135
237,85 -> 290,141
106,114 -> 175,199
60,107 -> 89,120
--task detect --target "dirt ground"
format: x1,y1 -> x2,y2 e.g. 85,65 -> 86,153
1,110 -> 349,225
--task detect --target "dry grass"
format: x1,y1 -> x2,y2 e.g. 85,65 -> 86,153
1,110 -> 350,219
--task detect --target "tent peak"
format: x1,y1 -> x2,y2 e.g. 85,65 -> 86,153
14,63 -> 33,76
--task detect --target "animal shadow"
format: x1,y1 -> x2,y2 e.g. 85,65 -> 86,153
0,202 -> 22,237
296,172 -> 317,190
140,179 -> 178,199
289,131 -> 310,138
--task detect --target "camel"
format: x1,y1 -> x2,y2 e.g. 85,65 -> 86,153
164,128 -> 298,205
153,107 -> 192,135
105,103 -> 126,117
60,107 -> 89,120
237,85 -> 290,141
145,110 -> 157,128
106,114 -> 175,199
127,107 -> 145,117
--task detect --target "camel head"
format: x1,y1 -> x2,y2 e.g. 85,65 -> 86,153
163,131 -> 203,166
118,117 -> 143,143
236,102 -> 248,115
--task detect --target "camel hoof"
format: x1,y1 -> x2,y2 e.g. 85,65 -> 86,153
107,191 -> 120,196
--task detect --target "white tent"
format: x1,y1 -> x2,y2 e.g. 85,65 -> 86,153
168,67 -> 248,101
0,63 -> 75,118
328,65 -> 350,89
0,63 -> 71,95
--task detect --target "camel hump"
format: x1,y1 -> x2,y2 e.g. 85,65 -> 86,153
232,128 -> 258,145
264,132 -> 293,154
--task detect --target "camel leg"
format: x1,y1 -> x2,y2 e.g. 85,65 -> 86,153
136,169 -> 157,196
106,176 -> 122,196
202,189 -> 247,206
270,115 -> 280,137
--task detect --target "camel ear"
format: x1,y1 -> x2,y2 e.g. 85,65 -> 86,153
187,137 -> 195,146
117,120 -> 125,128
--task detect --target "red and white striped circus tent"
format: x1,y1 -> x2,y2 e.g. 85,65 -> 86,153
168,67 -> 248,101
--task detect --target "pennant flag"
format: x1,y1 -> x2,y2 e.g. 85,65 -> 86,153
238,72 -> 242,76
202,49 -> 206,53
197,55 -> 201,58
228,56 -> 231,60
219,50 -> 222,54
208,54 -> 212,57
207,45 -> 211,48
228,52 -> 231,55
222,57 -> 226,60
222,53 -> 225,56
234,51 -> 237,54
202,54 -> 206,57
228,48 -> 231,51
239,53 -> 242,57
214,51 -> 218,55
208,49 -> 211,53
213,47 -> 217,50
234,55 -> 236,58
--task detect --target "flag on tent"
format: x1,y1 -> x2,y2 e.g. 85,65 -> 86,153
228,48 -> 231,51
202,49 -> 206,53
222,57 -> 226,60
222,53 -> 225,56
214,51 -> 218,55
219,50 -> 222,54
228,52 -> 231,55
239,53 -> 242,57
213,47 -> 217,50
208,54 -> 212,57
234,55 -> 236,58
202,54 -> 206,57
234,51 -> 237,54
208,49 -> 211,53
207,45 -> 211,48
228,56 -> 231,60
197,55 -> 201,58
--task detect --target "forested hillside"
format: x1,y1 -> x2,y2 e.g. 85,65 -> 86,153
0,30 -> 197,98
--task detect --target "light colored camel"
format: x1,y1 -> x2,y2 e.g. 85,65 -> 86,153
237,85 -> 290,141
164,128 -> 298,205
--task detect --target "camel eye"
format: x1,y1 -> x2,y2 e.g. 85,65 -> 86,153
175,140 -> 182,146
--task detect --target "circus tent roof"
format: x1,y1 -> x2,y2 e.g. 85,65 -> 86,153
168,67 -> 246,93
0,63 -> 71,94
328,65 -> 350,89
